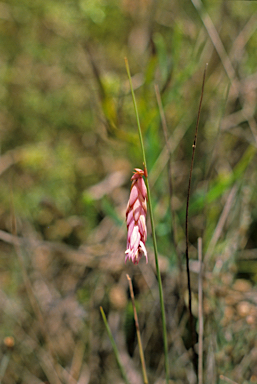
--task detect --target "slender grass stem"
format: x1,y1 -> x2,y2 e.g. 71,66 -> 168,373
100,307 -> 130,384
125,57 -> 170,384
126,275 -> 148,384
198,237 -> 203,384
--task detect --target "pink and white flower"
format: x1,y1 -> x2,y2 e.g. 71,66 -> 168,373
125,168 -> 148,265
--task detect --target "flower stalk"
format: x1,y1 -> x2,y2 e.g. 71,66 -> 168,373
125,57 -> 170,384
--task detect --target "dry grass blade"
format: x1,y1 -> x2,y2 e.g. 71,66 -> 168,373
150,116 -> 191,186
205,185 -> 238,263
230,13 -> 257,63
100,307 -> 130,384
0,354 -> 11,384
192,0 -> 257,146
126,275 -> 148,384
191,0 -> 236,83
220,375 -> 239,384
69,341 -> 85,383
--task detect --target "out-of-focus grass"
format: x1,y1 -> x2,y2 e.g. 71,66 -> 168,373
0,0 -> 257,383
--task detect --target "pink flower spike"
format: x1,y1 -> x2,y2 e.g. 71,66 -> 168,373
129,185 -> 138,206
131,168 -> 145,180
137,177 -> 147,199
125,168 -> 148,265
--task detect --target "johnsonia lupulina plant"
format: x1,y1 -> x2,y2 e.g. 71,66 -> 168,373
125,168 -> 148,265
124,58 -> 169,383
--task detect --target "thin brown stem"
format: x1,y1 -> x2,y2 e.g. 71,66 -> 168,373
126,275 -> 148,384
185,64 -> 207,372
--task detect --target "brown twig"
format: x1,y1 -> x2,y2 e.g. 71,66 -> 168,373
185,64 -> 207,372
220,375 -> 239,384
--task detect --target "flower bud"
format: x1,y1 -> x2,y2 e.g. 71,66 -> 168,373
125,168 -> 148,265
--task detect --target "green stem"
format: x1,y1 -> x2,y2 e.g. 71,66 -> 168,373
125,57 -> 170,384
100,307 -> 130,384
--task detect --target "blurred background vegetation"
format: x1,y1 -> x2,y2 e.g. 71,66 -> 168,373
0,0 -> 257,383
